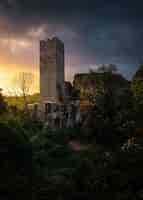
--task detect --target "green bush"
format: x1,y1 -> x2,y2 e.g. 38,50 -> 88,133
0,122 -> 32,200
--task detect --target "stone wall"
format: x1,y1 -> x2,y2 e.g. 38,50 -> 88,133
40,37 -> 65,103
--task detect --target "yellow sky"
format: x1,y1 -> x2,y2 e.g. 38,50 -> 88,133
0,63 -> 39,95
0,36 -> 76,95
0,37 -> 39,95
0,62 -> 74,95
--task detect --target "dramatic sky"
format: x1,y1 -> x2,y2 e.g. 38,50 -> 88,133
0,0 -> 143,93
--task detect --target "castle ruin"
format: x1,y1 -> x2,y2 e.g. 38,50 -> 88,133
40,37 -> 65,103
31,37 -> 80,127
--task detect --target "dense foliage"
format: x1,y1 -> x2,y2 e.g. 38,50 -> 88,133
80,71 -> 135,149
1,116 -> 143,200
1,65 -> 143,199
0,89 -> 7,113
131,65 -> 143,125
73,66 -> 129,105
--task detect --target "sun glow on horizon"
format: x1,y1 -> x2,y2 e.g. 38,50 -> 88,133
0,64 -> 39,96
0,35 -> 74,95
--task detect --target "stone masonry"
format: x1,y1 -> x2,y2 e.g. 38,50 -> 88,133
40,37 -> 65,103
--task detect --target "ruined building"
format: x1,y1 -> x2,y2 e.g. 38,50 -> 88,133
40,37 -> 65,103
29,37 -> 80,127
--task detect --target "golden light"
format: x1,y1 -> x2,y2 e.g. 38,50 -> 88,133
0,64 -> 39,96
0,35 -> 39,96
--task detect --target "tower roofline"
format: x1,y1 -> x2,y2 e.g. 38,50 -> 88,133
40,37 -> 64,45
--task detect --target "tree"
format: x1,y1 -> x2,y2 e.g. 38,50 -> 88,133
131,64 -> 143,125
0,88 -> 7,113
97,64 -> 117,73
13,72 -> 34,108
0,122 -> 32,200
73,65 -> 127,105
81,71 -> 135,149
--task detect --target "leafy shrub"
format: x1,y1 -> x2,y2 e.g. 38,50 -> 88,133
0,122 -> 32,200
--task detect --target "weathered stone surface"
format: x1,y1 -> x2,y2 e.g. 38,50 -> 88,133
40,37 -> 65,103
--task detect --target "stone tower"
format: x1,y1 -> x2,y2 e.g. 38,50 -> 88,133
40,37 -> 65,103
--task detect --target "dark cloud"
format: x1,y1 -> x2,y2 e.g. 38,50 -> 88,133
0,0 -> 143,79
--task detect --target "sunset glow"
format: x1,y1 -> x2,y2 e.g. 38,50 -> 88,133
0,34 -> 40,95
0,63 -> 39,95
0,36 -> 74,95
0,0 -> 142,95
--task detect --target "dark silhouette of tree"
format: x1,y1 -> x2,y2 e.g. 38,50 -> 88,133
0,123 -> 32,200
0,88 -> 7,113
73,65 -> 127,105
131,64 -> 143,125
81,70 -> 135,149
